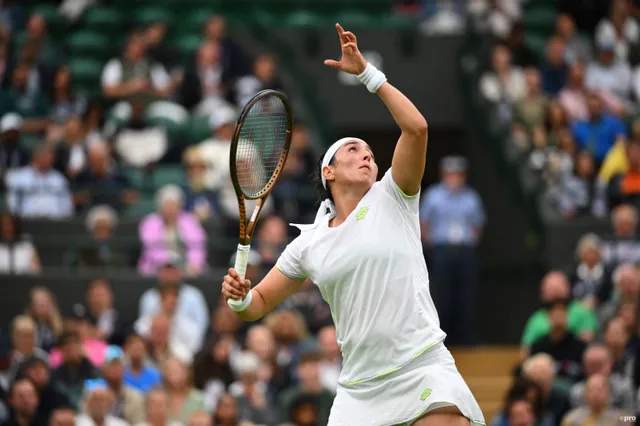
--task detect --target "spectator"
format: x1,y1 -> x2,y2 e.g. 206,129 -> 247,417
555,152 -> 606,220
0,63 -> 50,134
0,379 -> 39,426
254,215 -> 287,270
143,22 -> 176,72
420,156 -> 485,346
504,22 -> 537,68
52,115 -> 88,178
504,399 -> 536,426
163,356 -> 207,424
530,300 -> 586,384
50,331 -> 99,410
0,213 -> 41,275
18,42 -> 48,98
19,14 -> 60,68
49,304 -> 107,369
599,263 -> 640,326
181,41 -> 227,115
3,316 -> 48,391
604,317 -> 635,381
0,113 -> 29,180
601,205 -> 640,267
571,94 -> 626,166
136,388 -> 182,426
17,355 -> 70,426
566,233 -> 613,309
24,287 -> 62,352
137,185 -> 207,276
47,66 -> 89,141
139,261 -> 209,339
544,101 -> 570,147
479,43 -> 525,104
203,15 -> 247,85
279,278 -> 332,336
234,54 -> 282,107
187,411 -> 211,426
85,279 -> 127,345
122,333 -> 162,394
228,351 -> 278,425
101,346 -> 145,425
264,310 -> 311,373
569,344 -> 635,412
558,62 -> 589,122
608,139 -> 640,208
595,0 -> 639,64
75,206 -> 129,269
556,14 -> 592,64
194,334 -> 235,412
585,38 -> 632,108
244,325 -> 287,398
512,68 -> 548,136
0,27 -> 11,88
540,37 -> 568,96
317,326 -> 340,394
467,0 -> 521,39
563,374 -> 633,425
521,272 -> 597,358
490,377 -> 554,426
181,146 -> 220,222
278,349 -> 334,425
72,141 -> 138,213
76,380 -> 128,426
209,307 -> 241,346
212,394 -> 241,426
521,353 -> 571,424
5,144 -> 73,219
145,314 -> 189,371
48,407 -> 75,426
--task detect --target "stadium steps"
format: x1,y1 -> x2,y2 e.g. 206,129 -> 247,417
450,346 -> 520,422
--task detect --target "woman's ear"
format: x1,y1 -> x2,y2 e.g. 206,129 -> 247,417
322,165 -> 335,184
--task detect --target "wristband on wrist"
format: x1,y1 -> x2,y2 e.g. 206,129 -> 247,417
357,63 -> 387,93
227,289 -> 253,312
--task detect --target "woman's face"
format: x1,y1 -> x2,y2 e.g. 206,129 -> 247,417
246,328 -> 276,360
160,199 -> 180,223
581,245 -> 600,266
146,391 -> 169,422
54,67 -> 71,90
164,358 -> 188,389
1,215 -> 15,239
186,161 -> 207,185
324,140 -> 378,192
215,395 -> 237,424
92,218 -> 113,240
32,291 -> 52,320
548,103 -> 566,128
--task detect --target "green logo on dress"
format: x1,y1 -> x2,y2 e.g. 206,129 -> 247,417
356,206 -> 369,220
420,388 -> 432,401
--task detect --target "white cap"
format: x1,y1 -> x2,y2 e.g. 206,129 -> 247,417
0,113 -> 23,133
209,107 -> 237,130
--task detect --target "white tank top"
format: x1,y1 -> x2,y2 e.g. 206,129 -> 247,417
277,169 -> 446,386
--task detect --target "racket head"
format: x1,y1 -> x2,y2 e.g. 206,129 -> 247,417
229,90 -> 293,201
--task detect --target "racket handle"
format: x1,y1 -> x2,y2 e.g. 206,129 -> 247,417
228,244 -> 251,310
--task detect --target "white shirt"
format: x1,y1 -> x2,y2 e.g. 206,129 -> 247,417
596,18 -> 640,63
134,313 -> 203,356
479,69 -> 526,104
101,59 -> 170,90
76,414 -> 130,426
585,61 -> 632,100
0,240 -> 36,274
277,169 -> 446,386
6,166 -> 73,219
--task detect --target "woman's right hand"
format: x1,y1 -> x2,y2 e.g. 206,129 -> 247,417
221,268 -> 251,301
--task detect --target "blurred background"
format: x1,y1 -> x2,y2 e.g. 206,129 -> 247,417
1,0 -> 640,425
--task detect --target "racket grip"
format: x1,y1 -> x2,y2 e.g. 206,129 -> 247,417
228,244 -> 251,310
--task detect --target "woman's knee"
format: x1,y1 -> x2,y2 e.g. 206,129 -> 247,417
412,406 -> 471,426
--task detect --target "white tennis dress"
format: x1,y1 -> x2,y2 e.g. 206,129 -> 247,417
277,169 -> 485,426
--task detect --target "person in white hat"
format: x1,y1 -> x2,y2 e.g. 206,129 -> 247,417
221,24 -> 484,426
0,113 -> 29,177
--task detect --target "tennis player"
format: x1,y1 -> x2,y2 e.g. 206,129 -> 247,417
221,24 -> 485,426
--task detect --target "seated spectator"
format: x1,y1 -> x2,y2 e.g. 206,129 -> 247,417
490,377 -> 554,426
0,62 -> 50,134
571,93 -> 626,166
137,186 -> 207,276
595,0 -> 639,64
569,344 -> 635,412
0,212 -> 41,275
5,144 -> 73,219
556,14 -> 592,64
72,141 -> 138,213
585,37 -> 632,110
25,287 -> 62,352
540,37 -> 568,96
526,126 -> 551,176
235,53 -> 282,107
181,146 -> 220,222
0,113 -> 29,180
76,380 -> 129,426
521,272 -> 597,359
187,411 -> 212,426
279,278 -> 332,336
513,68 -> 548,136
544,101 -> 570,147
47,66 -> 89,142
317,326 -> 341,393
18,42 -> 48,98
0,379 -> 39,426
143,22 -> 177,72
503,22 -> 537,68
265,310 -> 312,381
503,399 -> 537,426
530,300 -> 586,384
49,304 -> 107,369
49,407 -> 75,426
228,351 -> 278,425
600,205 -> 640,267
163,356 -> 207,424
566,233 -> 613,309
123,333 -> 162,394
604,317 -> 635,381
52,115 -> 88,178
0,28 -> 11,89
244,325 -> 288,399
194,336 -> 236,413
521,353 -> 571,424
599,263 -> 640,326
563,374 -> 633,425
213,394 -> 241,426
203,15 -> 247,85
136,388 -> 183,426
479,43 -> 525,104
254,215 -> 288,270
74,206 -> 129,269
101,346 -> 145,425
17,355 -> 70,425
467,0 -> 521,39
85,279 -> 128,346
181,41 -> 229,115
558,62 -> 589,122
51,331 -> 99,410
608,138 -> 640,208
2,315 -> 48,390
18,14 -> 61,68
554,152 -> 605,220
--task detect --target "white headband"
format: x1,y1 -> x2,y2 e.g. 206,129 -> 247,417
321,137 -> 365,189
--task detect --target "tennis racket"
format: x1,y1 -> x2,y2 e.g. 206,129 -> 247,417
227,89 -> 293,309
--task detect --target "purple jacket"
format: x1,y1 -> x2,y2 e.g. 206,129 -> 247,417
137,212 -> 207,276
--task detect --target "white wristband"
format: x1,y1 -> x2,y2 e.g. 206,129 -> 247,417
357,63 -> 387,93
227,289 -> 253,312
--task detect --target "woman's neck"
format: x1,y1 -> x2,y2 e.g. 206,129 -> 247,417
330,185 -> 369,224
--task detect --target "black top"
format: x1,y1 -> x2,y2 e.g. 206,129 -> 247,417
530,332 -> 586,383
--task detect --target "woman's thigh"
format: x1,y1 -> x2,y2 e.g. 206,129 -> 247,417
411,406 -> 471,426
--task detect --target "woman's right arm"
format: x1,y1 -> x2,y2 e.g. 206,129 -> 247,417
222,267 -> 305,322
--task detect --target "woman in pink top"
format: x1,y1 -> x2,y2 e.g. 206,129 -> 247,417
137,184 -> 207,276
49,304 -> 107,368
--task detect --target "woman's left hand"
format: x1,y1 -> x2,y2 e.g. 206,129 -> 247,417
324,23 -> 367,75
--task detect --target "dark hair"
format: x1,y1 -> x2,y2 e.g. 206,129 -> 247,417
312,152 -> 335,203
0,212 -> 22,240
505,398 -> 532,420
57,330 -> 81,347
504,376 -> 545,420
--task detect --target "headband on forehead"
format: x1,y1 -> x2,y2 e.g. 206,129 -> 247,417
320,137 -> 365,189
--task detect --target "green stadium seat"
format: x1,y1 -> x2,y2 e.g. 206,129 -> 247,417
168,34 -> 203,60
183,8 -> 218,29
379,14 -> 418,30
82,6 -> 123,34
283,10 -> 328,29
334,10 -> 379,29
121,167 -> 145,190
152,165 -> 187,189
134,7 -> 174,27
187,115 -> 212,143
66,31 -> 112,59
126,194 -> 156,217
523,8 -> 557,35
68,58 -> 104,88
524,32 -> 548,57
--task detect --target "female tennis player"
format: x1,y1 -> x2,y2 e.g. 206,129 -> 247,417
221,24 -> 485,426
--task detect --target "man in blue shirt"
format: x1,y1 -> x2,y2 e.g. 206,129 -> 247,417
571,93 -> 627,166
420,156 -> 486,345
122,333 -> 162,393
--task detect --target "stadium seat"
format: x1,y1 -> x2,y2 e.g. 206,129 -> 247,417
523,8 -> 556,35
126,194 -> 156,217
66,31 -> 112,59
68,58 -> 104,89
183,8 -> 219,29
187,115 -> 212,143
283,10 -> 328,29
82,6 -> 123,35
27,4 -> 65,36
524,33 -> 548,57
334,10 -> 379,29
134,6 -> 174,27
152,165 -> 188,189
168,34 -> 203,61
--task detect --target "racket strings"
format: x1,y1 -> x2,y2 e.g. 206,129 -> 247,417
235,95 -> 289,198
